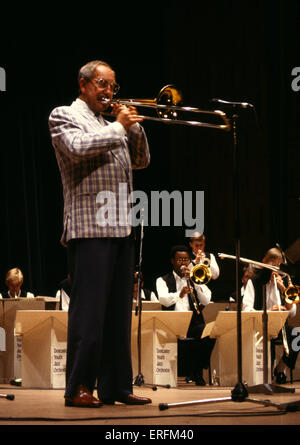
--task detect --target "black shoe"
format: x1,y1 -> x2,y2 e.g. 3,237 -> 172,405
194,375 -> 206,386
274,367 -> 287,384
10,379 -> 22,387
102,394 -> 152,405
185,376 -> 193,383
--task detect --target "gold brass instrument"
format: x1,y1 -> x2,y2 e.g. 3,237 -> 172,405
180,265 -> 202,315
101,84 -> 231,131
219,252 -> 300,360
218,252 -> 300,305
285,275 -> 300,305
189,258 -> 212,286
272,274 -> 290,356
219,252 -> 300,356
186,279 -> 202,316
218,253 -> 289,277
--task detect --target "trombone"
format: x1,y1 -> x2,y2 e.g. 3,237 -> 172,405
101,84 -> 231,131
189,257 -> 212,286
180,266 -> 202,316
218,253 -> 289,277
218,252 -> 300,304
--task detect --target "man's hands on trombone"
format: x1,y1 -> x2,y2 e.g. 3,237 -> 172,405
271,271 -> 294,311
112,104 -> 144,130
272,271 -> 286,293
179,265 -> 191,298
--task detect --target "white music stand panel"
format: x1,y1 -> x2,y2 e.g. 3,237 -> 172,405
131,311 -> 192,387
204,311 -> 288,387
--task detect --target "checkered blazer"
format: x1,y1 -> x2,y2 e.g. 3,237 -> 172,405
49,98 -> 150,245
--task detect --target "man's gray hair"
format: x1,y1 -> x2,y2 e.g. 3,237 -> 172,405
78,60 -> 113,84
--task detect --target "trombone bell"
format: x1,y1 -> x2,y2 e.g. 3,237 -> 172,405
190,264 -> 212,285
285,285 -> 300,304
156,85 -> 183,119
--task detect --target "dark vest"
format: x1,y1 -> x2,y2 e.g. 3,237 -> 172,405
159,272 -> 205,337
251,269 -> 272,310
59,278 -> 71,295
143,288 -> 152,301
1,289 -> 28,299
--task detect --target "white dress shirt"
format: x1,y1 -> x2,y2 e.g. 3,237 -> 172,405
156,271 -> 211,311
133,289 -> 159,302
0,291 -> 34,299
242,278 -> 296,318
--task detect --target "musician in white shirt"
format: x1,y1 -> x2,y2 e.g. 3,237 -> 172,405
242,248 -> 298,383
156,245 -> 214,386
189,232 -> 219,280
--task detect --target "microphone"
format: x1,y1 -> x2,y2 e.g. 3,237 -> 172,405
211,98 -> 254,108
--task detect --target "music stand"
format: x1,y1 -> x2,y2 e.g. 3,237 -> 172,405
159,107 -> 300,412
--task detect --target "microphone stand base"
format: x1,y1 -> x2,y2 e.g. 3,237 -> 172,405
133,373 -> 170,391
133,373 -> 145,387
231,382 -> 249,402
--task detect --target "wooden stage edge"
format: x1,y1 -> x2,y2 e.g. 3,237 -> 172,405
0,379 -> 300,427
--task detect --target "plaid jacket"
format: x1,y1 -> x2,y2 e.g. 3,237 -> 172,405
49,98 -> 150,244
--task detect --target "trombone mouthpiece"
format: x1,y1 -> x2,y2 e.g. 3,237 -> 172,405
100,97 -> 111,104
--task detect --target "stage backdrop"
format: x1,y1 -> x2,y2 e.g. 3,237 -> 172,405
0,2 -> 299,299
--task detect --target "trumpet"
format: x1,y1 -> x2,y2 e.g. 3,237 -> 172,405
101,84 -> 231,131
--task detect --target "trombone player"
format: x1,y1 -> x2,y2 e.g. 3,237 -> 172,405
242,247 -> 299,384
156,245 -> 215,386
49,60 -> 151,407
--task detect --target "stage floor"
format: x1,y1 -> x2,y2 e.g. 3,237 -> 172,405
1,378 -> 300,429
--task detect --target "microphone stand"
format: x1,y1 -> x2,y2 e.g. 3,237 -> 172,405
133,209 -> 146,386
159,105 -> 300,412
133,210 -> 170,391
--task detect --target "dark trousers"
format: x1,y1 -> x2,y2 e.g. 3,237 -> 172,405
66,236 -> 135,400
272,324 -> 299,370
180,319 -> 216,376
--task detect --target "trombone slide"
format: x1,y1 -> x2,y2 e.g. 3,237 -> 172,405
101,84 -> 231,131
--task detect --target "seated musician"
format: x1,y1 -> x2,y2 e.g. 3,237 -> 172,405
0,268 -> 34,299
56,276 -> 71,311
133,271 -> 158,302
189,232 -> 220,280
156,245 -> 215,386
230,265 -> 256,301
242,247 -> 298,384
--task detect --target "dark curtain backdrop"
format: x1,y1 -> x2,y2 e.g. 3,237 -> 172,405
0,1 -> 299,299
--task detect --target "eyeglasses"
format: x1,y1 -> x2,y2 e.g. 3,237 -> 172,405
176,258 -> 190,264
92,78 -> 120,95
